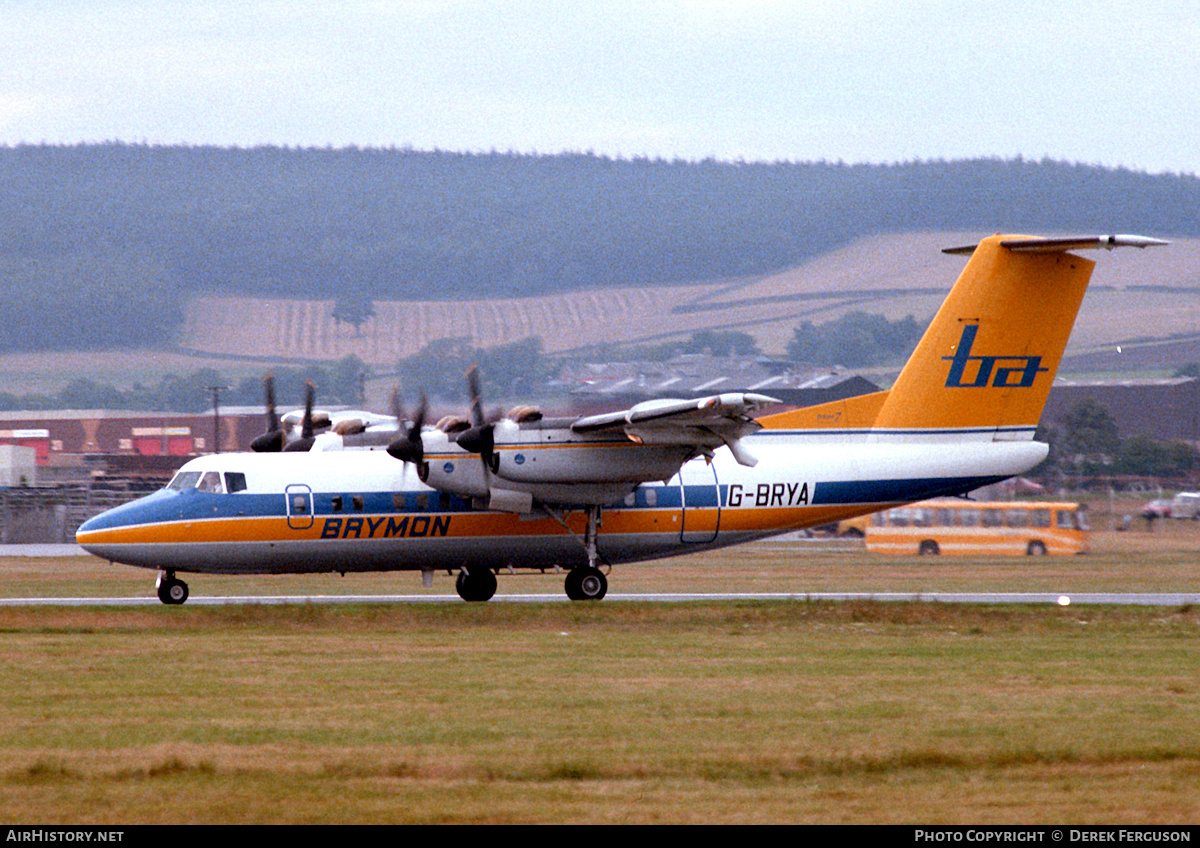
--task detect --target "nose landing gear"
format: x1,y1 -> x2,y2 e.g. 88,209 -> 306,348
155,571 -> 189,605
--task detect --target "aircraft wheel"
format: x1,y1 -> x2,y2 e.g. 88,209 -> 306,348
156,573 -> 189,605
565,566 -> 607,601
456,567 -> 497,602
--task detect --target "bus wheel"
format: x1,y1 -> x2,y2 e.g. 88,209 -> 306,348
918,540 -> 940,555
1026,541 -> 1047,556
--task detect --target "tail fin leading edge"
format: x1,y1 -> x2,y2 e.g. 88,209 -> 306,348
760,234 -> 1166,437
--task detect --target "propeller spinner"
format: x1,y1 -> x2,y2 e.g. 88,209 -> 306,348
386,390 -> 429,466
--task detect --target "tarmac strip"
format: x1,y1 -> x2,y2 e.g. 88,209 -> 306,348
1,592 -> 1199,606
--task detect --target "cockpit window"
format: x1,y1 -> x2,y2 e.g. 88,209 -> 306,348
167,471 -> 202,491
167,470 -> 242,493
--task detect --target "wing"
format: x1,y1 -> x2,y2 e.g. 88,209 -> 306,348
571,392 -> 780,466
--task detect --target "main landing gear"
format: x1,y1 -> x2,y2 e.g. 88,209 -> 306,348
564,565 -> 607,601
454,505 -> 610,602
564,505 -> 607,601
456,566 -> 498,602
155,571 -> 189,605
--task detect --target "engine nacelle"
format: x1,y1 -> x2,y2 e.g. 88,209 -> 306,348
420,453 -> 491,498
491,441 -> 690,485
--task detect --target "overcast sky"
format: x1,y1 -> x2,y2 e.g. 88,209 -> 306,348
3,0 -> 1198,174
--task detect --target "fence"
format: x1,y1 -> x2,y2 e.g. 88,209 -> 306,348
0,483 -> 158,544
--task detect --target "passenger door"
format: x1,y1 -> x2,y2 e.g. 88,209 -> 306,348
285,484 -> 314,530
679,461 -> 720,543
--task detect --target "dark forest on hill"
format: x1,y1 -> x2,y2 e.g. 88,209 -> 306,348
1,143 -> 1197,354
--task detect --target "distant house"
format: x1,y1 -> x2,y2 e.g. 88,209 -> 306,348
561,354 -> 879,413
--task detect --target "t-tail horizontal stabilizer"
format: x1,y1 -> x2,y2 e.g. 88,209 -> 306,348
943,234 -> 1170,256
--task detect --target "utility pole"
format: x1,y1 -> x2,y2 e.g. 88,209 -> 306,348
207,386 -> 228,454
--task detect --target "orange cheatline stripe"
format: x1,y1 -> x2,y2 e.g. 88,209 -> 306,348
77,502 -> 883,547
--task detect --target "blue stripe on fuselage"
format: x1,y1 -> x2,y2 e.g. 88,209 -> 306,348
80,475 -> 1006,536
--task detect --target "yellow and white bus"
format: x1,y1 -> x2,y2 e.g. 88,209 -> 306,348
865,499 -> 1089,556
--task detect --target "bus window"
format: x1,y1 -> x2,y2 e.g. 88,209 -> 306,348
934,508 -> 954,527
1006,509 -> 1027,528
1057,510 -> 1078,530
959,508 -> 979,527
981,509 -> 1003,528
1032,509 -> 1051,528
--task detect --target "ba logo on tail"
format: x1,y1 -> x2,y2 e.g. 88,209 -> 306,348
943,325 -> 1047,388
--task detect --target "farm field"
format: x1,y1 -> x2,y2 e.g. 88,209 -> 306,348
174,233 -> 1200,367
0,233 -> 1196,404
0,509 -> 1198,824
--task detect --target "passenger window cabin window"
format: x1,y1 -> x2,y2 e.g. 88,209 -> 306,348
393,493 -> 405,511
331,496 -> 343,512
352,495 -> 364,511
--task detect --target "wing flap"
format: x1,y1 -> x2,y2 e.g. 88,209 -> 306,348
570,392 -> 780,466
571,392 -> 779,434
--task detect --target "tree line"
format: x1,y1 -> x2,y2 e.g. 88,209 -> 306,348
0,357 -> 369,414
1038,398 -> 1200,481
1,144 -> 1198,354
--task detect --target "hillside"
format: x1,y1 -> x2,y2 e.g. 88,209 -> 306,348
3,145 -> 1200,358
0,229 -> 1192,407
175,231 -> 1200,368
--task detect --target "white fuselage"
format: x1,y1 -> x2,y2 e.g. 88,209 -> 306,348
75,432 -> 1046,576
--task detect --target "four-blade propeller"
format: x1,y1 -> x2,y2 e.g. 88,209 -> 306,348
386,389 -> 428,467
250,375 -> 286,453
453,365 -> 498,471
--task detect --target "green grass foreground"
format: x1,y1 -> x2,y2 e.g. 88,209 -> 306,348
0,597 -> 1197,824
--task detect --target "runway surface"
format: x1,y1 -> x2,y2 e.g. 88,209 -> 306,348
1,592 -> 1198,606
3,545 -> 1196,606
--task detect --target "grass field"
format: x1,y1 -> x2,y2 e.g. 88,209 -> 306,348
0,512 -> 1198,824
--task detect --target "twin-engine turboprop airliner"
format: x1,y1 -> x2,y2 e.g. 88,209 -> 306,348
76,234 -> 1166,603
